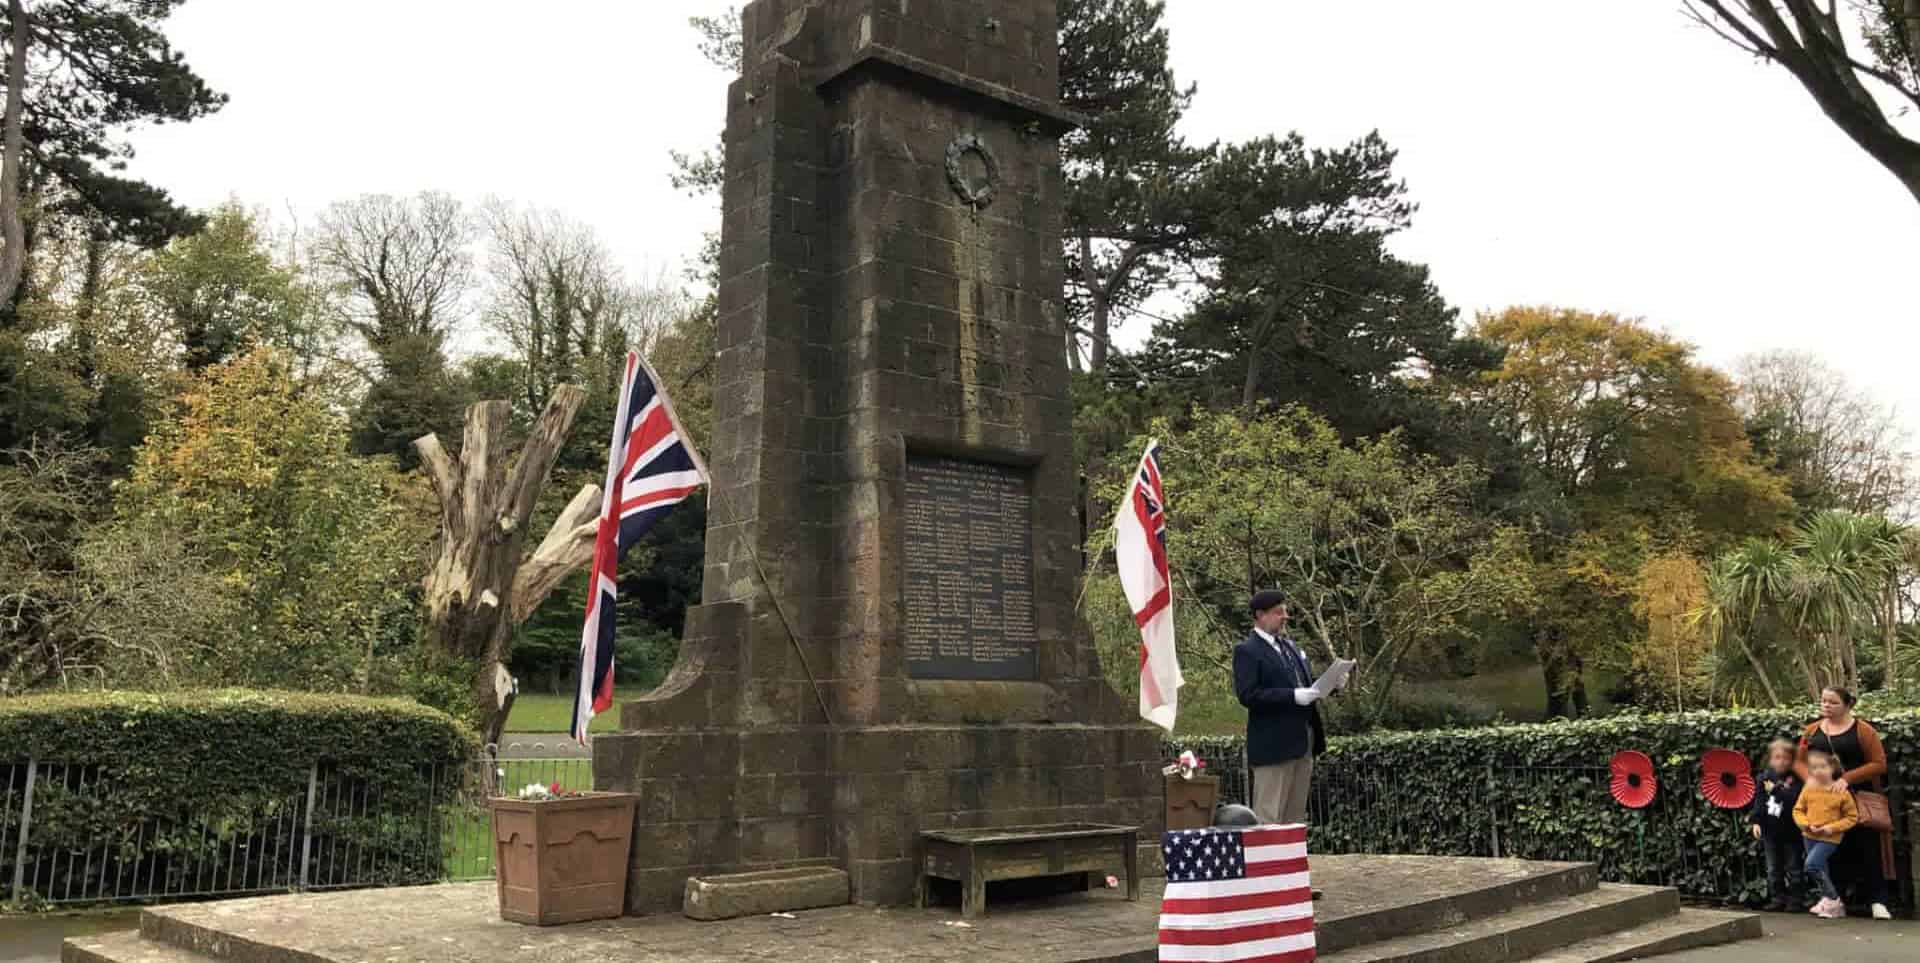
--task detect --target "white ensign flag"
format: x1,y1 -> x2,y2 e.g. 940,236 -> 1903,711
1115,440 -> 1181,730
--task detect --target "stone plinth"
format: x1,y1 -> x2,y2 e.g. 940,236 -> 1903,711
592,0 -> 1159,912
66,856 -> 1762,963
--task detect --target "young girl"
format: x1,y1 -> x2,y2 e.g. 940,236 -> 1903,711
1748,739 -> 1804,911
1793,750 -> 1860,919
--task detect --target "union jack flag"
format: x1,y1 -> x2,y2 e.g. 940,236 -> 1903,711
570,352 -> 707,744
1159,825 -> 1314,962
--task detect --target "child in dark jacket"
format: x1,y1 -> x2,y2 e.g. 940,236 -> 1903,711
1750,738 -> 1805,911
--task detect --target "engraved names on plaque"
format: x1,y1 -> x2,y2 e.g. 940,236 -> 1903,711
902,454 -> 1038,680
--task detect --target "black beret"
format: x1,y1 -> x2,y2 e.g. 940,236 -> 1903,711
1249,590 -> 1286,614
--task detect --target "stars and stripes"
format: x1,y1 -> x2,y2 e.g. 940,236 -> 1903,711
1116,439 -> 1181,730
571,351 -> 707,744
1159,825 -> 1314,962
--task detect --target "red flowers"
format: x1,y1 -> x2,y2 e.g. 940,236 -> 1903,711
1699,749 -> 1755,809
1609,750 -> 1657,809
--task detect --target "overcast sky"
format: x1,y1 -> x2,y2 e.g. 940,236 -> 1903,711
126,1 -> 1920,427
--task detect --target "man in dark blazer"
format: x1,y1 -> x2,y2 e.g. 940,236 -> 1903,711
1233,590 -> 1328,825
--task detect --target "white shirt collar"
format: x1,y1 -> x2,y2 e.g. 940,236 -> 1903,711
1254,627 -> 1283,647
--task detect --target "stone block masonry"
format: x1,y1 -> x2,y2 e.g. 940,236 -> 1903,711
594,0 -> 1163,912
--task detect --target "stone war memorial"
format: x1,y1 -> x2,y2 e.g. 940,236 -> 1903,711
591,0 -> 1160,913
62,2 -> 1775,962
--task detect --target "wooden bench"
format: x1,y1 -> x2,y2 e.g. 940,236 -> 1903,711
916,822 -> 1139,917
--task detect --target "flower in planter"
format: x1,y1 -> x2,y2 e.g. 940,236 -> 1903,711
518,783 -> 553,800
1162,750 -> 1207,780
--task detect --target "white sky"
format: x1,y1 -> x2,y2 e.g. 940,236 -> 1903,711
126,0 -> 1920,428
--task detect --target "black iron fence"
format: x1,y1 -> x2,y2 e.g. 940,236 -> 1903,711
0,756 -> 589,906
1173,737 -> 1914,907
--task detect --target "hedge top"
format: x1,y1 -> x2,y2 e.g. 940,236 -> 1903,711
0,689 -> 478,768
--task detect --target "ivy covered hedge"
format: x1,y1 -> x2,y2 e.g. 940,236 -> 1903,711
0,690 -> 478,904
1169,707 -> 1920,904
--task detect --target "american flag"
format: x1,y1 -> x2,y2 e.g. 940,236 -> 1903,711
570,352 -> 707,744
1159,825 -> 1314,962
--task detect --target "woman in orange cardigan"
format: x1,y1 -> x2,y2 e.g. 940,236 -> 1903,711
1794,686 -> 1892,920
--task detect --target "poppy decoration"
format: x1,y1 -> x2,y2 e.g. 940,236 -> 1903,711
1609,750 -> 1657,809
1700,748 -> 1755,810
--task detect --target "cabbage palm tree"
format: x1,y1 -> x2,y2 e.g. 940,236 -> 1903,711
1789,511 -> 1903,691
1692,512 -> 1906,701
1694,540 -> 1793,706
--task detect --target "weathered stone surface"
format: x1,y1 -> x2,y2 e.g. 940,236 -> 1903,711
599,0 -> 1158,912
683,866 -> 850,921
63,856 -> 1761,963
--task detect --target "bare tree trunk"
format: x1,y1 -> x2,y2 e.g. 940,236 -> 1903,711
413,386 -> 602,758
1733,632 -> 1784,706
1884,576 -> 1899,690
0,0 -> 29,309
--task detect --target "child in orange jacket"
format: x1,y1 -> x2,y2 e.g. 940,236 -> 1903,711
1793,751 -> 1859,919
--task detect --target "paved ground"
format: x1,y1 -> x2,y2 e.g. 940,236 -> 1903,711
1657,909 -> 1915,961
60,856 -> 1576,963
10,874 -> 1911,963
1,911 -> 136,963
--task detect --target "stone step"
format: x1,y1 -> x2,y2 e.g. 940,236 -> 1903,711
64,931 -> 216,963
1320,884 -> 1682,963
136,906 -> 329,963
1520,907 -> 1763,963
1316,859 -> 1601,956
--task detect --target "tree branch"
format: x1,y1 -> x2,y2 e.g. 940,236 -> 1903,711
509,482 -> 603,624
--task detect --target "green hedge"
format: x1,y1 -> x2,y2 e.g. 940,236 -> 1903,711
1,690 -> 478,904
1170,707 -> 1919,905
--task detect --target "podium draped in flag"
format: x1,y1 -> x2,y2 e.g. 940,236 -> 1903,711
1158,825 -> 1315,962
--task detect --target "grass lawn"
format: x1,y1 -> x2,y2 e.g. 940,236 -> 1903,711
442,758 -> 596,880
504,688 -> 647,733
1443,662 -> 1622,722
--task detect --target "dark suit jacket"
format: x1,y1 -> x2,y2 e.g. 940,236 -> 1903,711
1233,631 -> 1326,767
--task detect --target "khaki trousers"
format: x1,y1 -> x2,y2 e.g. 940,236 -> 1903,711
1252,756 -> 1314,826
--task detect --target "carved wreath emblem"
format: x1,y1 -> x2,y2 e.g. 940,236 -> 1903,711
945,133 -> 999,209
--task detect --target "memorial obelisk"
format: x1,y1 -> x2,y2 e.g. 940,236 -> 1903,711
594,0 -> 1161,911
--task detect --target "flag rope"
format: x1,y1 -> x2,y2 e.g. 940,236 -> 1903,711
710,482 -> 836,727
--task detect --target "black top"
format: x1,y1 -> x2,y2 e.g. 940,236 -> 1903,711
1808,721 -> 1866,775
1748,769 -> 1802,839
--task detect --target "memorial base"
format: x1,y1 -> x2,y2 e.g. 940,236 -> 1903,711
592,719 -> 1162,913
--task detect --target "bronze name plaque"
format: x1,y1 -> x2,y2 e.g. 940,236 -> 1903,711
902,454 -> 1038,680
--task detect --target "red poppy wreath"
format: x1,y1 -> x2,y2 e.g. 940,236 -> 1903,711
1609,750 -> 1657,809
1699,748 -> 1755,809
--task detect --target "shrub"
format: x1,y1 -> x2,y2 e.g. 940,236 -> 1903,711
1169,705 -> 1920,904
0,689 -> 477,904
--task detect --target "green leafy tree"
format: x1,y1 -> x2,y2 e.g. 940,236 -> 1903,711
1087,407 -> 1531,729
0,0 -> 226,309
139,203 -> 330,371
1457,306 -> 1793,716
1059,0 -> 1204,372
90,347 -> 433,690
1695,510 -> 1906,702
1149,132 -> 1492,453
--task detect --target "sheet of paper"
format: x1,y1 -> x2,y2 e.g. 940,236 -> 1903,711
1312,658 -> 1356,695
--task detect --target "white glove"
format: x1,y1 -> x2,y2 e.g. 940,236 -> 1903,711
1293,687 -> 1322,707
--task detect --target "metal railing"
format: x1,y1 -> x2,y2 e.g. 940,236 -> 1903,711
1,756 -> 590,906
1174,742 -> 1910,906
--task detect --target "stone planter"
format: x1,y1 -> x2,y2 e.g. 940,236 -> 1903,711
491,792 -> 638,925
1165,773 -> 1219,831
